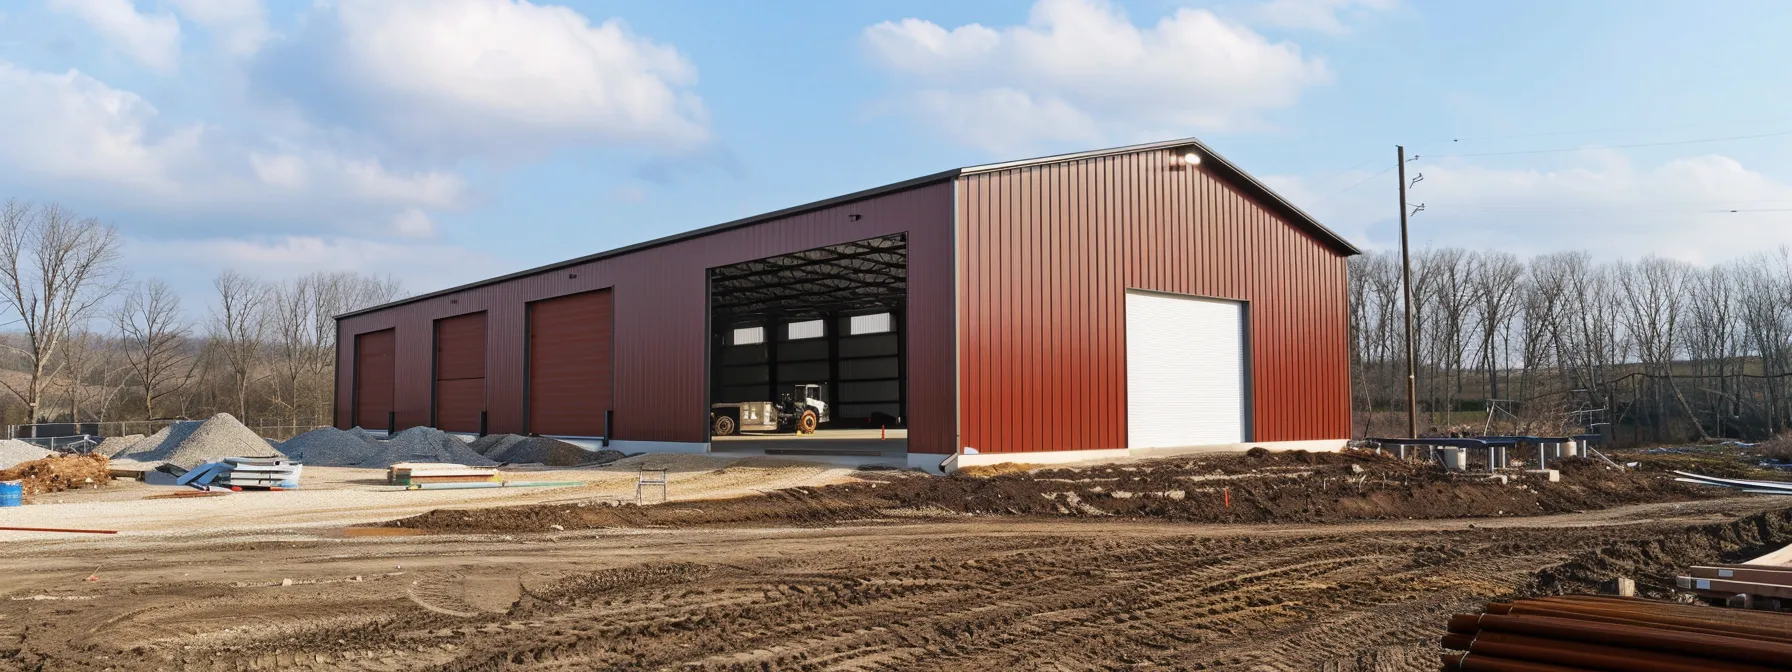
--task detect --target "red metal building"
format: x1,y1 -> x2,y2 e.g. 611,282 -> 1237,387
334,138 -> 1359,470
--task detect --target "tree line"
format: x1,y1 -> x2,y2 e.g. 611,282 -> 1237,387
1350,246 -> 1792,445
0,199 -> 401,437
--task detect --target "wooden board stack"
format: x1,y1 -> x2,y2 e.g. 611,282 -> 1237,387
387,462 -> 500,486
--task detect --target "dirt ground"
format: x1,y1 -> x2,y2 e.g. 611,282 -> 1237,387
2,449 -> 1789,671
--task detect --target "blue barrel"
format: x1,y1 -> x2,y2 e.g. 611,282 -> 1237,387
0,481 -> 20,507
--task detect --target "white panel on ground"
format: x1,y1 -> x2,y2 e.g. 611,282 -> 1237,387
1126,291 -> 1245,448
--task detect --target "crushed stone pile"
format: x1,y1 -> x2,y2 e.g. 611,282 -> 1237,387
279,427 -> 381,466
470,434 -> 618,466
113,413 -> 283,469
1,453 -> 108,497
94,434 -> 145,457
0,440 -> 53,469
469,434 -> 526,457
355,426 -> 497,469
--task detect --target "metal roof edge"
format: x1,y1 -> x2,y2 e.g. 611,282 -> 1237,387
334,169 -> 962,320
959,137 -> 1363,257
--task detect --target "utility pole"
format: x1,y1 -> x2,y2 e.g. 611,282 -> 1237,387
1397,145 -> 1419,438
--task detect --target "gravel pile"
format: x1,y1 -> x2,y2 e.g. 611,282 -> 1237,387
94,434 -> 145,457
355,426 -> 497,469
279,427 -> 381,466
0,440 -> 53,469
113,413 -> 284,469
469,434 -> 525,456
496,436 -> 603,466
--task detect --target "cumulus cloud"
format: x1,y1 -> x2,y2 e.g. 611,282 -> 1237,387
1267,153 -> 1792,263
168,0 -> 270,56
126,234 -> 505,301
1244,0 -> 1397,35
256,0 -> 708,160
0,62 -> 467,232
863,0 -> 1329,153
49,0 -> 182,72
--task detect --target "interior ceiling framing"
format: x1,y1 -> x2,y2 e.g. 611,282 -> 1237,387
710,234 -> 907,323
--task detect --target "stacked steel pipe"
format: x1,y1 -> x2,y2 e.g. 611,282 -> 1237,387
1441,595 -> 1792,671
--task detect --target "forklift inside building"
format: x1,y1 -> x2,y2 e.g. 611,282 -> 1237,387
706,233 -> 908,464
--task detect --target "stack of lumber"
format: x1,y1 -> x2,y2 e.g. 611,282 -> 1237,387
178,457 -> 302,490
1676,541 -> 1792,611
1441,595 -> 1792,670
1671,470 -> 1792,495
387,462 -> 500,486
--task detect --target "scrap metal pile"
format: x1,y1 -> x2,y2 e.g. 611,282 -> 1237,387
1442,595 -> 1792,670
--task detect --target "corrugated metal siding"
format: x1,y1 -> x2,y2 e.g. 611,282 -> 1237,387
433,312 -> 486,432
956,149 -> 1350,454
335,181 -> 957,453
353,329 -> 395,430
525,290 -> 613,436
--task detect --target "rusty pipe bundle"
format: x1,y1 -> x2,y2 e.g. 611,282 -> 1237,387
1442,595 -> 1792,671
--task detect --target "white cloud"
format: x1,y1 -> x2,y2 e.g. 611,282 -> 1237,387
1268,153 -> 1792,263
1244,0 -> 1396,36
390,208 -> 436,238
168,0 -> 270,56
863,0 -> 1330,153
262,0 -> 708,159
127,234 -> 505,301
0,62 -> 467,230
49,0 -> 182,72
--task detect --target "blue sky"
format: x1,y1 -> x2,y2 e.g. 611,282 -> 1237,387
3,0 -> 1792,302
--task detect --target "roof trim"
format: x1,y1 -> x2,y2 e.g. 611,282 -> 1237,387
336,136 -> 1360,320
960,137 -> 1361,257
334,169 -> 960,320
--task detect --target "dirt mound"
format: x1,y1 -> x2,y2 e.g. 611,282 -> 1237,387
854,452 -> 1712,524
1535,506 -> 1792,599
0,440 -> 52,469
0,453 -> 108,498
355,426 -> 496,469
378,488 -> 883,533
114,414 -> 282,469
378,450 -> 1720,534
93,434 -> 144,457
279,427 -> 380,466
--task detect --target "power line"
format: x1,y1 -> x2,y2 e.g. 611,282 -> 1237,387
1313,163 -> 1398,205
1426,129 -> 1792,158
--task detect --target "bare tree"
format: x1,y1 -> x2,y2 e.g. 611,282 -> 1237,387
209,270 -> 267,421
0,200 -> 123,422
114,280 -> 196,419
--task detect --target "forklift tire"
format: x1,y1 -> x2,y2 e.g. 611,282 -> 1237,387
796,410 -> 818,435
712,414 -> 737,437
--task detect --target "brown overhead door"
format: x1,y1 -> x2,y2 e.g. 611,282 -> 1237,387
527,290 -> 613,436
354,329 -> 396,430
434,312 -> 486,432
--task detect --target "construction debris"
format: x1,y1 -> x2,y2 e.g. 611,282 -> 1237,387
111,414 -> 284,469
1442,595 -> 1792,669
1672,470 -> 1792,495
0,453 -> 108,497
178,457 -> 303,490
1676,541 -> 1792,611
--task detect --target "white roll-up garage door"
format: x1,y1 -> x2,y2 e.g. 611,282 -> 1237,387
1125,291 -> 1246,448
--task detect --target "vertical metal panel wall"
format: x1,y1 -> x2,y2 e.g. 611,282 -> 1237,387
956,149 -> 1351,454
334,182 -> 957,454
